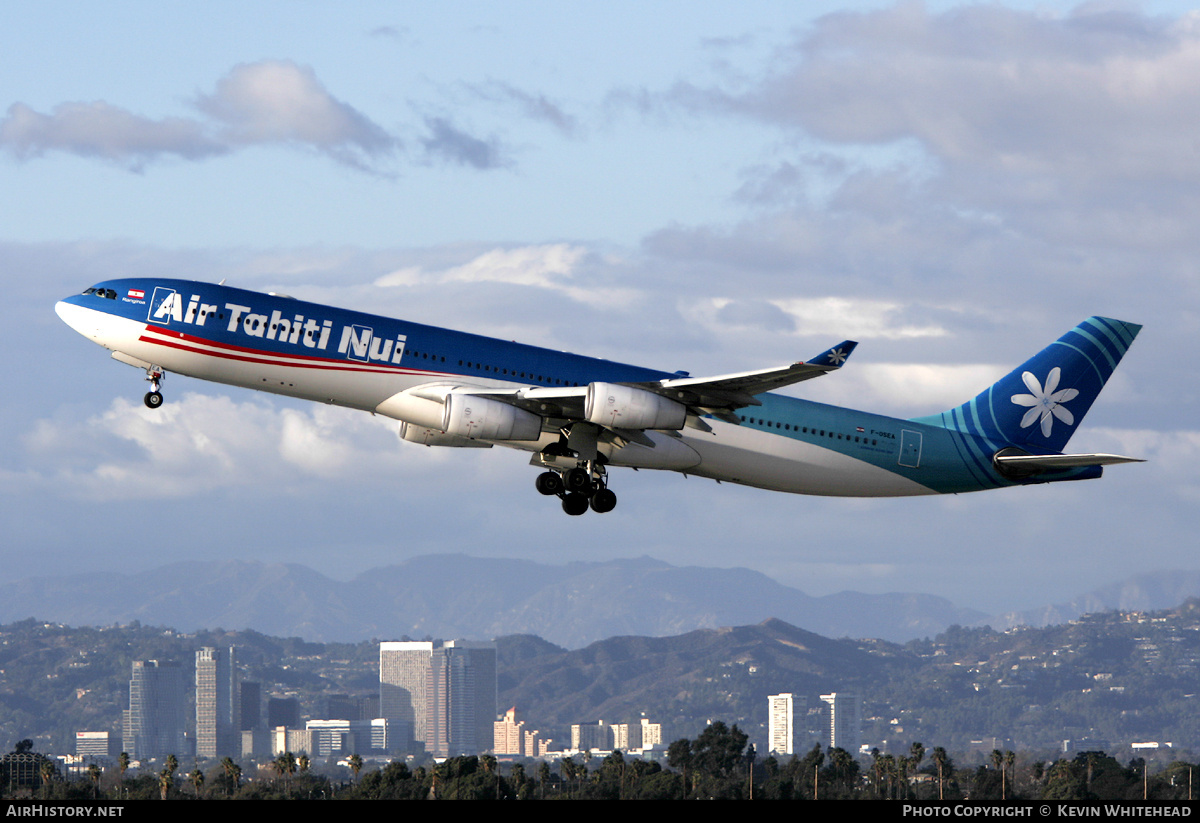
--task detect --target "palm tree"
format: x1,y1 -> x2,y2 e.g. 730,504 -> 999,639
932,747 -> 949,801
907,742 -> 925,800
560,757 -> 578,797
991,749 -> 1005,799
1005,751 -> 1016,799
158,768 -> 172,800
86,763 -> 103,799
116,752 -> 130,799
220,756 -> 241,796
348,753 -> 363,783
189,767 -> 204,798
275,751 -> 297,796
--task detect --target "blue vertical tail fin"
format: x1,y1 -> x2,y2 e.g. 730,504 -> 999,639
916,316 -> 1141,453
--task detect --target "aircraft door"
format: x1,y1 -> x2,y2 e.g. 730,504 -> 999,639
898,430 -> 922,468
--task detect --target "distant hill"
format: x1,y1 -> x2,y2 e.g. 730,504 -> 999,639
990,570 -> 1200,629
0,554 -> 984,647
495,617 -> 903,727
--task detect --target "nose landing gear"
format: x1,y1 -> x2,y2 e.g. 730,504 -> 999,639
143,366 -> 166,409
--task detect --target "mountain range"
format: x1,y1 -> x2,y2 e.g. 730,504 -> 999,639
1,555 -> 1198,647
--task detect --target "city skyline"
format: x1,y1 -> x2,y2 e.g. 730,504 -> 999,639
4,603 -> 1197,768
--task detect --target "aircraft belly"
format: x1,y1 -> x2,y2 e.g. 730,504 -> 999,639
601,431 -> 702,470
683,422 -> 936,497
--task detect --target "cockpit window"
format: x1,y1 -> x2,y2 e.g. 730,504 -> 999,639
81,287 -> 95,295
83,286 -> 117,299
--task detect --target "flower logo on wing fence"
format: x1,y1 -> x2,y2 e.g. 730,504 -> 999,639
1010,367 -> 1079,438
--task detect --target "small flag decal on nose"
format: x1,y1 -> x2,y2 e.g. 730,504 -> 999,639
128,289 -> 145,299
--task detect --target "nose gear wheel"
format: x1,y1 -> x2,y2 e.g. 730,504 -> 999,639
142,365 -> 166,409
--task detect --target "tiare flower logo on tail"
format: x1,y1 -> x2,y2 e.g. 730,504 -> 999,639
1011,367 -> 1079,438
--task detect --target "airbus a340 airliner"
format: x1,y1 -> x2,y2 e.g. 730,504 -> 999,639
56,280 -> 1142,515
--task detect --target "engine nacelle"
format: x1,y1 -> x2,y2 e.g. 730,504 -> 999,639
375,390 -> 447,430
442,394 -> 542,441
585,382 -> 687,430
399,422 -> 493,448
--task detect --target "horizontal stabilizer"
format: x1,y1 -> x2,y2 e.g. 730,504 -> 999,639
993,451 -> 1144,479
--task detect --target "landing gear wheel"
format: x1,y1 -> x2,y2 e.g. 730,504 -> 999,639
590,488 -> 617,513
144,391 -> 163,409
561,492 -> 590,516
535,471 -> 563,496
565,467 -> 592,495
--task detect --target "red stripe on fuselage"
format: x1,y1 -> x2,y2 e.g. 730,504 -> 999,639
137,325 -> 444,378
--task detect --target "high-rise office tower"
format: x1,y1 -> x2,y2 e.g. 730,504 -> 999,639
379,641 -> 434,748
768,693 -> 798,755
239,681 -> 261,731
819,692 -> 861,754
426,640 -> 497,757
380,639 -> 496,756
125,660 -> 186,759
195,646 -> 238,758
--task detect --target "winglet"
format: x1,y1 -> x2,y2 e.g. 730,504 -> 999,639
810,340 -> 857,369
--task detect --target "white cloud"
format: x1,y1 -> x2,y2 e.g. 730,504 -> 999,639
2,61 -> 398,172
196,61 -> 397,166
675,5 -> 1200,225
770,297 -> 948,340
681,295 -> 948,340
18,393 -> 412,500
0,101 -> 225,168
376,244 -> 642,309
1084,427 -> 1200,502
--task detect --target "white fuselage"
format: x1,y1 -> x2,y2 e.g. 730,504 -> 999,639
56,298 -> 934,498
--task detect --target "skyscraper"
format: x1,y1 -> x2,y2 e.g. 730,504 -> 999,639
380,639 -> 496,756
379,641 -> 434,748
195,646 -> 238,758
125,660 -> 185,759
819,692 -> 861,754
239,681 -> 261,731
768,693 -> 799,756
426,640 -> 497,757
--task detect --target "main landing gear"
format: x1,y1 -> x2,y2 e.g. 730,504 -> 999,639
535,462 -> 618,516
143,365 -> 165,409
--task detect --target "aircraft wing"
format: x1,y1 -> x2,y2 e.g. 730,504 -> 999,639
450,340 -> 858,429
640,340 -> 858,409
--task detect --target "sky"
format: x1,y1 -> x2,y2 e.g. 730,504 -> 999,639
2,1 -> 1198,622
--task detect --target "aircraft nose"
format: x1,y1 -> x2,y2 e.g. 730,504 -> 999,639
55,299 -> 104,340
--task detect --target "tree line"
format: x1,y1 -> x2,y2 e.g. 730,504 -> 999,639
3,728 -> 1195,800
